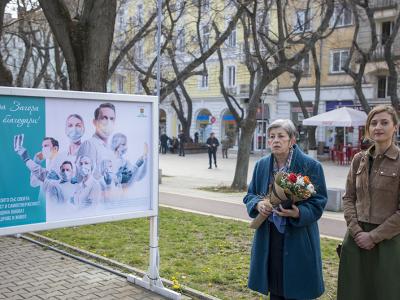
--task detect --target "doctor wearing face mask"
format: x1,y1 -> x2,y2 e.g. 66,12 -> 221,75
110,133 -> 147,190
76,103 -> 116,180
65,114 -> 85,156
43,161 -> 78,219
13,135 -> 65,188
72,155 -> 101,208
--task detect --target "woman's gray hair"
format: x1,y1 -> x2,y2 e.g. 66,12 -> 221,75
267,119 -> 297,139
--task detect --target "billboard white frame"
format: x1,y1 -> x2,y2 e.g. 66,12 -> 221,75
0,87 -> 158,235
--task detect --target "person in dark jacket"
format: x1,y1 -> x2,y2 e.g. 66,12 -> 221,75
206,132 -> 219,169
194,132 -> 199,144
243,119 -> 327,300
160,133 -> 169,154
178,131 -> 186,156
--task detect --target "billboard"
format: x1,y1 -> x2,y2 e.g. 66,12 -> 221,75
0,88 -> 157,235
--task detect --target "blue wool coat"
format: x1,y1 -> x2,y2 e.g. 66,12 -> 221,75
244,145 -> 327,299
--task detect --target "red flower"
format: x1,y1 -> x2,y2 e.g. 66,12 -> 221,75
287,173 -> 297,183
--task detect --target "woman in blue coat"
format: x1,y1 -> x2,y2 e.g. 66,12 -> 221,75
244,119 -> 327,300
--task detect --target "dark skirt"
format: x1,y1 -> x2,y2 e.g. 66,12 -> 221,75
337,222 -> 400,300
268,223 -> 284,296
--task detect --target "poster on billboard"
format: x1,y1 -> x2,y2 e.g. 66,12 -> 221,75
0,88 -> 157,235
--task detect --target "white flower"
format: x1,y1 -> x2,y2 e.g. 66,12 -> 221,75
296,176 -> 305,186
307,184 -> 315,194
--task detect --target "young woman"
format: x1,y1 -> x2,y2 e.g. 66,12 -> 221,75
244,119 -> 328,300
337,105 -> 400,299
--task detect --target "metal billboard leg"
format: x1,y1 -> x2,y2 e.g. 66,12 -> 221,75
127,216 -> 181,299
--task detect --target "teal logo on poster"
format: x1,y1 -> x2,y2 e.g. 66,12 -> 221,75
0,95 -> 46,228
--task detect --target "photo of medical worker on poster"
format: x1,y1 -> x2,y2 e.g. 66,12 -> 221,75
9,98 -> 152,223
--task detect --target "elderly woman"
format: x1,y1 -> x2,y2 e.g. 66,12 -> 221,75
337,105 -> 400,299
243,119 -> 328,300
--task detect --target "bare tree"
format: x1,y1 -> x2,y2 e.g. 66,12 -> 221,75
216,0 -> 335,190
114,0 -> 245,140
38,0 -> 117,92
342,0 -> 378,114
1,0 -> 65,88
123,0 -> 245,101
383,7 -> 400,111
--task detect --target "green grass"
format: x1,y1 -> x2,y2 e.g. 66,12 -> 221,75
40,207 -> 339,300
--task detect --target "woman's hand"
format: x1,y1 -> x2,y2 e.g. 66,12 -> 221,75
257,200 -> 272,217
276,204 -> 300,218
354,232 -> 375,250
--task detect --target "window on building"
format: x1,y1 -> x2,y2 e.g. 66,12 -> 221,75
332,5 -> 353,27
137,41 -> 144,60
295,9 -> 311,32
296,53 -> 310,74
227,25 -> 236,47
117,75 -> 125,93
377,76 -> 388,98
177,28 -> 185,52
154,33 -> 165,48
226,66 -> 236,87
257,11 -> 270,36
199,74 -> 208,88
381,21 -> 393,45
202,25 -> 210,50
330,50 -> 349,73
137,4 -> 144,26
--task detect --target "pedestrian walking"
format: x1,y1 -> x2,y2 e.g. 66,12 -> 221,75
206,132 -> 219,169
194,132 -> 199,144
337,105 -> 400,300
178,131 -> 186,156
160,132 -> 169,154
243,119 -> 328,299
221,135 -> 230,159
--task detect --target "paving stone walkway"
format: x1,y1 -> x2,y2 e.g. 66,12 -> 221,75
0,236 -> 166,300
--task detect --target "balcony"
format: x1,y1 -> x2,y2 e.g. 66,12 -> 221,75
370,44 -> 386,61
370,0 -> 398,10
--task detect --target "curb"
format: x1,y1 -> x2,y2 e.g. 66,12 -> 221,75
21,232 -> 220,300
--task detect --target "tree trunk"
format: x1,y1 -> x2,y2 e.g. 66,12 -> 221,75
309,45 -> 320,151
53,36 -> 68,89
231,122 -> 256,191
307,127 -> 317,150
38,0 -> 117,92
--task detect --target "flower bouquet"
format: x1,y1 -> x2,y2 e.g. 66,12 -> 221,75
249,172 -> 316,229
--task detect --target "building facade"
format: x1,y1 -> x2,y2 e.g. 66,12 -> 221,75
109,0 -> 400,151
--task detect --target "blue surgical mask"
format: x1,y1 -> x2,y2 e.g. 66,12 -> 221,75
66,127 -> 84,142
79,165 -> 91,177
